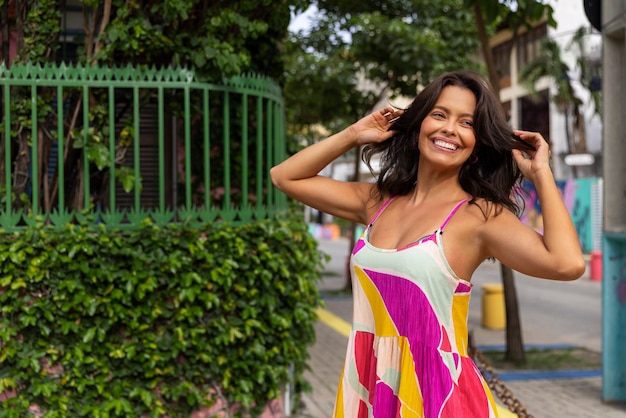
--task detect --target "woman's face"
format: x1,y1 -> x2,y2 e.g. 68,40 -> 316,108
417,85 -> 477,170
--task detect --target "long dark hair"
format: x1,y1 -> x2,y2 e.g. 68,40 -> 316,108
362,71 -> 535,216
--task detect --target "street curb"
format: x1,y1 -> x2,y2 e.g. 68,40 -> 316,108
476,343 -> 602,381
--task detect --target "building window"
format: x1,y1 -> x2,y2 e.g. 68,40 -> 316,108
519,90 -> 550,142
516,23 -> 548,74
493,41 -> 512,83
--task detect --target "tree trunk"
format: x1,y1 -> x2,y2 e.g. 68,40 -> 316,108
501,263 -> 526,362
572,107 -> 588,154
563,110 -> 579,178
0,2 -> 7,185
13,131 -> 30,209
92,0 -> 113,62
473,4 -> 499,93
1,0 -> 8,65
474,2 -> 526,363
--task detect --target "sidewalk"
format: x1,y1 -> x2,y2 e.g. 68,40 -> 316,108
295,237 -> 626,418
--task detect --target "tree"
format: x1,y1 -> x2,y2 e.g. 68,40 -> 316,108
1,0 -> 296,215
468,0 -> 556,364
519,25 -> 601,179
570,26 -> 602,117
286,0 -> 482,127
520,37 -> 584,167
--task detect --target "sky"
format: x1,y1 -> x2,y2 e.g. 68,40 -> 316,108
288,6 -> 317,32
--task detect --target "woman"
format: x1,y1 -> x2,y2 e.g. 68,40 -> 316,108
270,71 -> 585,417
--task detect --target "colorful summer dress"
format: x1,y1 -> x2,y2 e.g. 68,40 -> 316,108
333,197 -> 498,418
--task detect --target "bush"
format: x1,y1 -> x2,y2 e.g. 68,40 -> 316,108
0,216 -> 325,417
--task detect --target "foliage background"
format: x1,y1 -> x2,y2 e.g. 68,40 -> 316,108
0,216 -> 325,416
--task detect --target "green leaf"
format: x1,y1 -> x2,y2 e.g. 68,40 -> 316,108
115,166 -> 138,193
82,327 -> 96,343
87,142 -> 111,171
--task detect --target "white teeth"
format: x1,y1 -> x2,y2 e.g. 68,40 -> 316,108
434,139 -> 458,150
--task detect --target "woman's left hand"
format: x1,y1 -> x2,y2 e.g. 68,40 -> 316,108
511,130 -> 552,181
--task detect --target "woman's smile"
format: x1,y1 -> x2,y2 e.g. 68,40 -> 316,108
432,137 -> 460,151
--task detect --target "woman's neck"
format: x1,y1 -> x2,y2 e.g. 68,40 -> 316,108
410,166 -> 466,204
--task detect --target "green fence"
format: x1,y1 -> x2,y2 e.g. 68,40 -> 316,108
0,63 -> 287,230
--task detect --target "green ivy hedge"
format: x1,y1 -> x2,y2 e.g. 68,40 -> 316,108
0,216 -> 325,417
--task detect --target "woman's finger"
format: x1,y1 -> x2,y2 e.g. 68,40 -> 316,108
514,129 -> 549,145
381,107 -> 403,122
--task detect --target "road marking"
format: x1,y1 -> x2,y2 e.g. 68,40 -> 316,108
315,307 -> 351,337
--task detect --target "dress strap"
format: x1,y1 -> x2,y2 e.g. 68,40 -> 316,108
369,197 -> 396,225
439,198 -> 469,231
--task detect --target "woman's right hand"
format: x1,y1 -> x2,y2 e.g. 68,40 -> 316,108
347,106 -> 404,145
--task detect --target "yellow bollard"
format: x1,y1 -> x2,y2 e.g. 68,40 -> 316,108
481,284 -> 506,330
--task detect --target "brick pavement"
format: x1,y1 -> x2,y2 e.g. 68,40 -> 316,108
294,238 -> 626,418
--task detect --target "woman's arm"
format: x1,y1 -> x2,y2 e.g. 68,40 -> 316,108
270,106 -> 403,224
483,130 -> 586,281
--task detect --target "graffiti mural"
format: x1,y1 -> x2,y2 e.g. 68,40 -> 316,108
519,177 -> 601,253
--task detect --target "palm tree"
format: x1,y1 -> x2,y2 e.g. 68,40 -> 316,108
519,34 -> 589,175
569,26 -> 602,117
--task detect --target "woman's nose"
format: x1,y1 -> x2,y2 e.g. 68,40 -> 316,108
441,123 -> 456,136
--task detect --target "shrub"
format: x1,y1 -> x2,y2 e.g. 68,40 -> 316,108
0,216 -> 325,417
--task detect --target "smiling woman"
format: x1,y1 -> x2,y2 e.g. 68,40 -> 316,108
270,70 -> 586,417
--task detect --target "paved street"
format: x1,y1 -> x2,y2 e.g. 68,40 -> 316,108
295,237 -> 626,418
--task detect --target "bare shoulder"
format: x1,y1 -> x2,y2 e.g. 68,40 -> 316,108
458,198 -> 522,252
361,187 -> 390,224
341,181 -> 383,225
483,201 -> 521,225
448,198 -> 493,245
438,198 -> 495,280
476,199 -> 535,259
463,198 -> 491,221
463,198 -> 507,220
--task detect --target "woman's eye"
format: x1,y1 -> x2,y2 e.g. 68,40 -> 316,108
432,112 -> 445,118
461,120 -> 473,127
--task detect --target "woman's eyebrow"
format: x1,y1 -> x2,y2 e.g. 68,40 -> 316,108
432,105 -> 473,119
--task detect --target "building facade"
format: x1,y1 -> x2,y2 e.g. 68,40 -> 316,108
492,0 -> 602,180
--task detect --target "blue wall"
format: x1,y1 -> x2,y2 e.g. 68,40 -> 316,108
602,234 -> 626,401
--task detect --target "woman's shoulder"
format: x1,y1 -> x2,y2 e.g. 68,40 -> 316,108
361,185 -> 389,224
451,198 -> 522,267
464,197 -> 517,223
